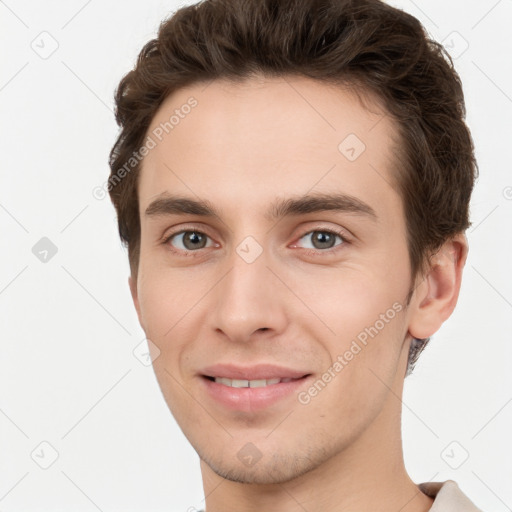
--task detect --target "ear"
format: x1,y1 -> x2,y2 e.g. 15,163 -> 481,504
128,275 -> 143,327
408,234 -> 468,339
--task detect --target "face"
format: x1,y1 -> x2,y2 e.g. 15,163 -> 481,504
131,75 -> 417,484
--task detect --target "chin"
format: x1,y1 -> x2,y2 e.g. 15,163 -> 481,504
197,441 -> 331,485
206,458 -> 316,485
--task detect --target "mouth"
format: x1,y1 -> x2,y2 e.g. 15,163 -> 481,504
199,369 -> 312,412
202,375 -> 309,388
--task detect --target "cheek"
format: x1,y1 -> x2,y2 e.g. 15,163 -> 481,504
138,265 -> 204,332
297,289 -> 407,434
137,267 -> 213,376
137,271 -> 197,411
294,268 -> 409,391
292,266 -> 405,333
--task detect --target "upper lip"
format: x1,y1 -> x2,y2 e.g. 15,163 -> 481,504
200,363 -> 310,380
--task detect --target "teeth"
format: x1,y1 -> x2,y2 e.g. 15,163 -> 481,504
213,376 -> 297,387
231,379 -> 249,388
248,379 -> 267,388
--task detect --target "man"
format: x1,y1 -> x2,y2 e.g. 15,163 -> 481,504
108,0 -> 481,510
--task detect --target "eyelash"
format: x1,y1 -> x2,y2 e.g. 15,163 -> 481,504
161,225 -> 349,257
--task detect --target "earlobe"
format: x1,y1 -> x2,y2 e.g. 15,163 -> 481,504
408,234 -> 468,340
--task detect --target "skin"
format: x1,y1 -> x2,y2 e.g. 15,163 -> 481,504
129,75 -> 468,512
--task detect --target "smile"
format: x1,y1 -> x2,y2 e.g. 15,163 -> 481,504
210,376 -> 302,388
201,373 -> 312,412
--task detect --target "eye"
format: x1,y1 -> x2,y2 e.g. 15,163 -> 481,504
163,227 -> 347,255
165,230 -> 215,252
294,229 -> 346,251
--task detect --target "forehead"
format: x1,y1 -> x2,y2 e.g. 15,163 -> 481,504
138,75 -> 401,217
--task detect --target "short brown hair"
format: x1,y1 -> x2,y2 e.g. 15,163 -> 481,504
108,0 -> 477,370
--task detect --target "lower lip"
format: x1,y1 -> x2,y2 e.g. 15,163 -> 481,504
200,375 -> 311,412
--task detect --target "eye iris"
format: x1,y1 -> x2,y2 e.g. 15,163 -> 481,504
183,232 -> 206,250
312,231 -> 336,249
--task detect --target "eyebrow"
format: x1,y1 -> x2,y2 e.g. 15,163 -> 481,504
144,192 -> 377,222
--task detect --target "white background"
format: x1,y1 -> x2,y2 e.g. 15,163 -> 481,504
1,0 -> 511,510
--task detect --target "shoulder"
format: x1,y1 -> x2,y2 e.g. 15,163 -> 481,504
419,480 -> 483,511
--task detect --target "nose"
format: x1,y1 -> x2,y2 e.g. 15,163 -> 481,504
209,245 -> 288,343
